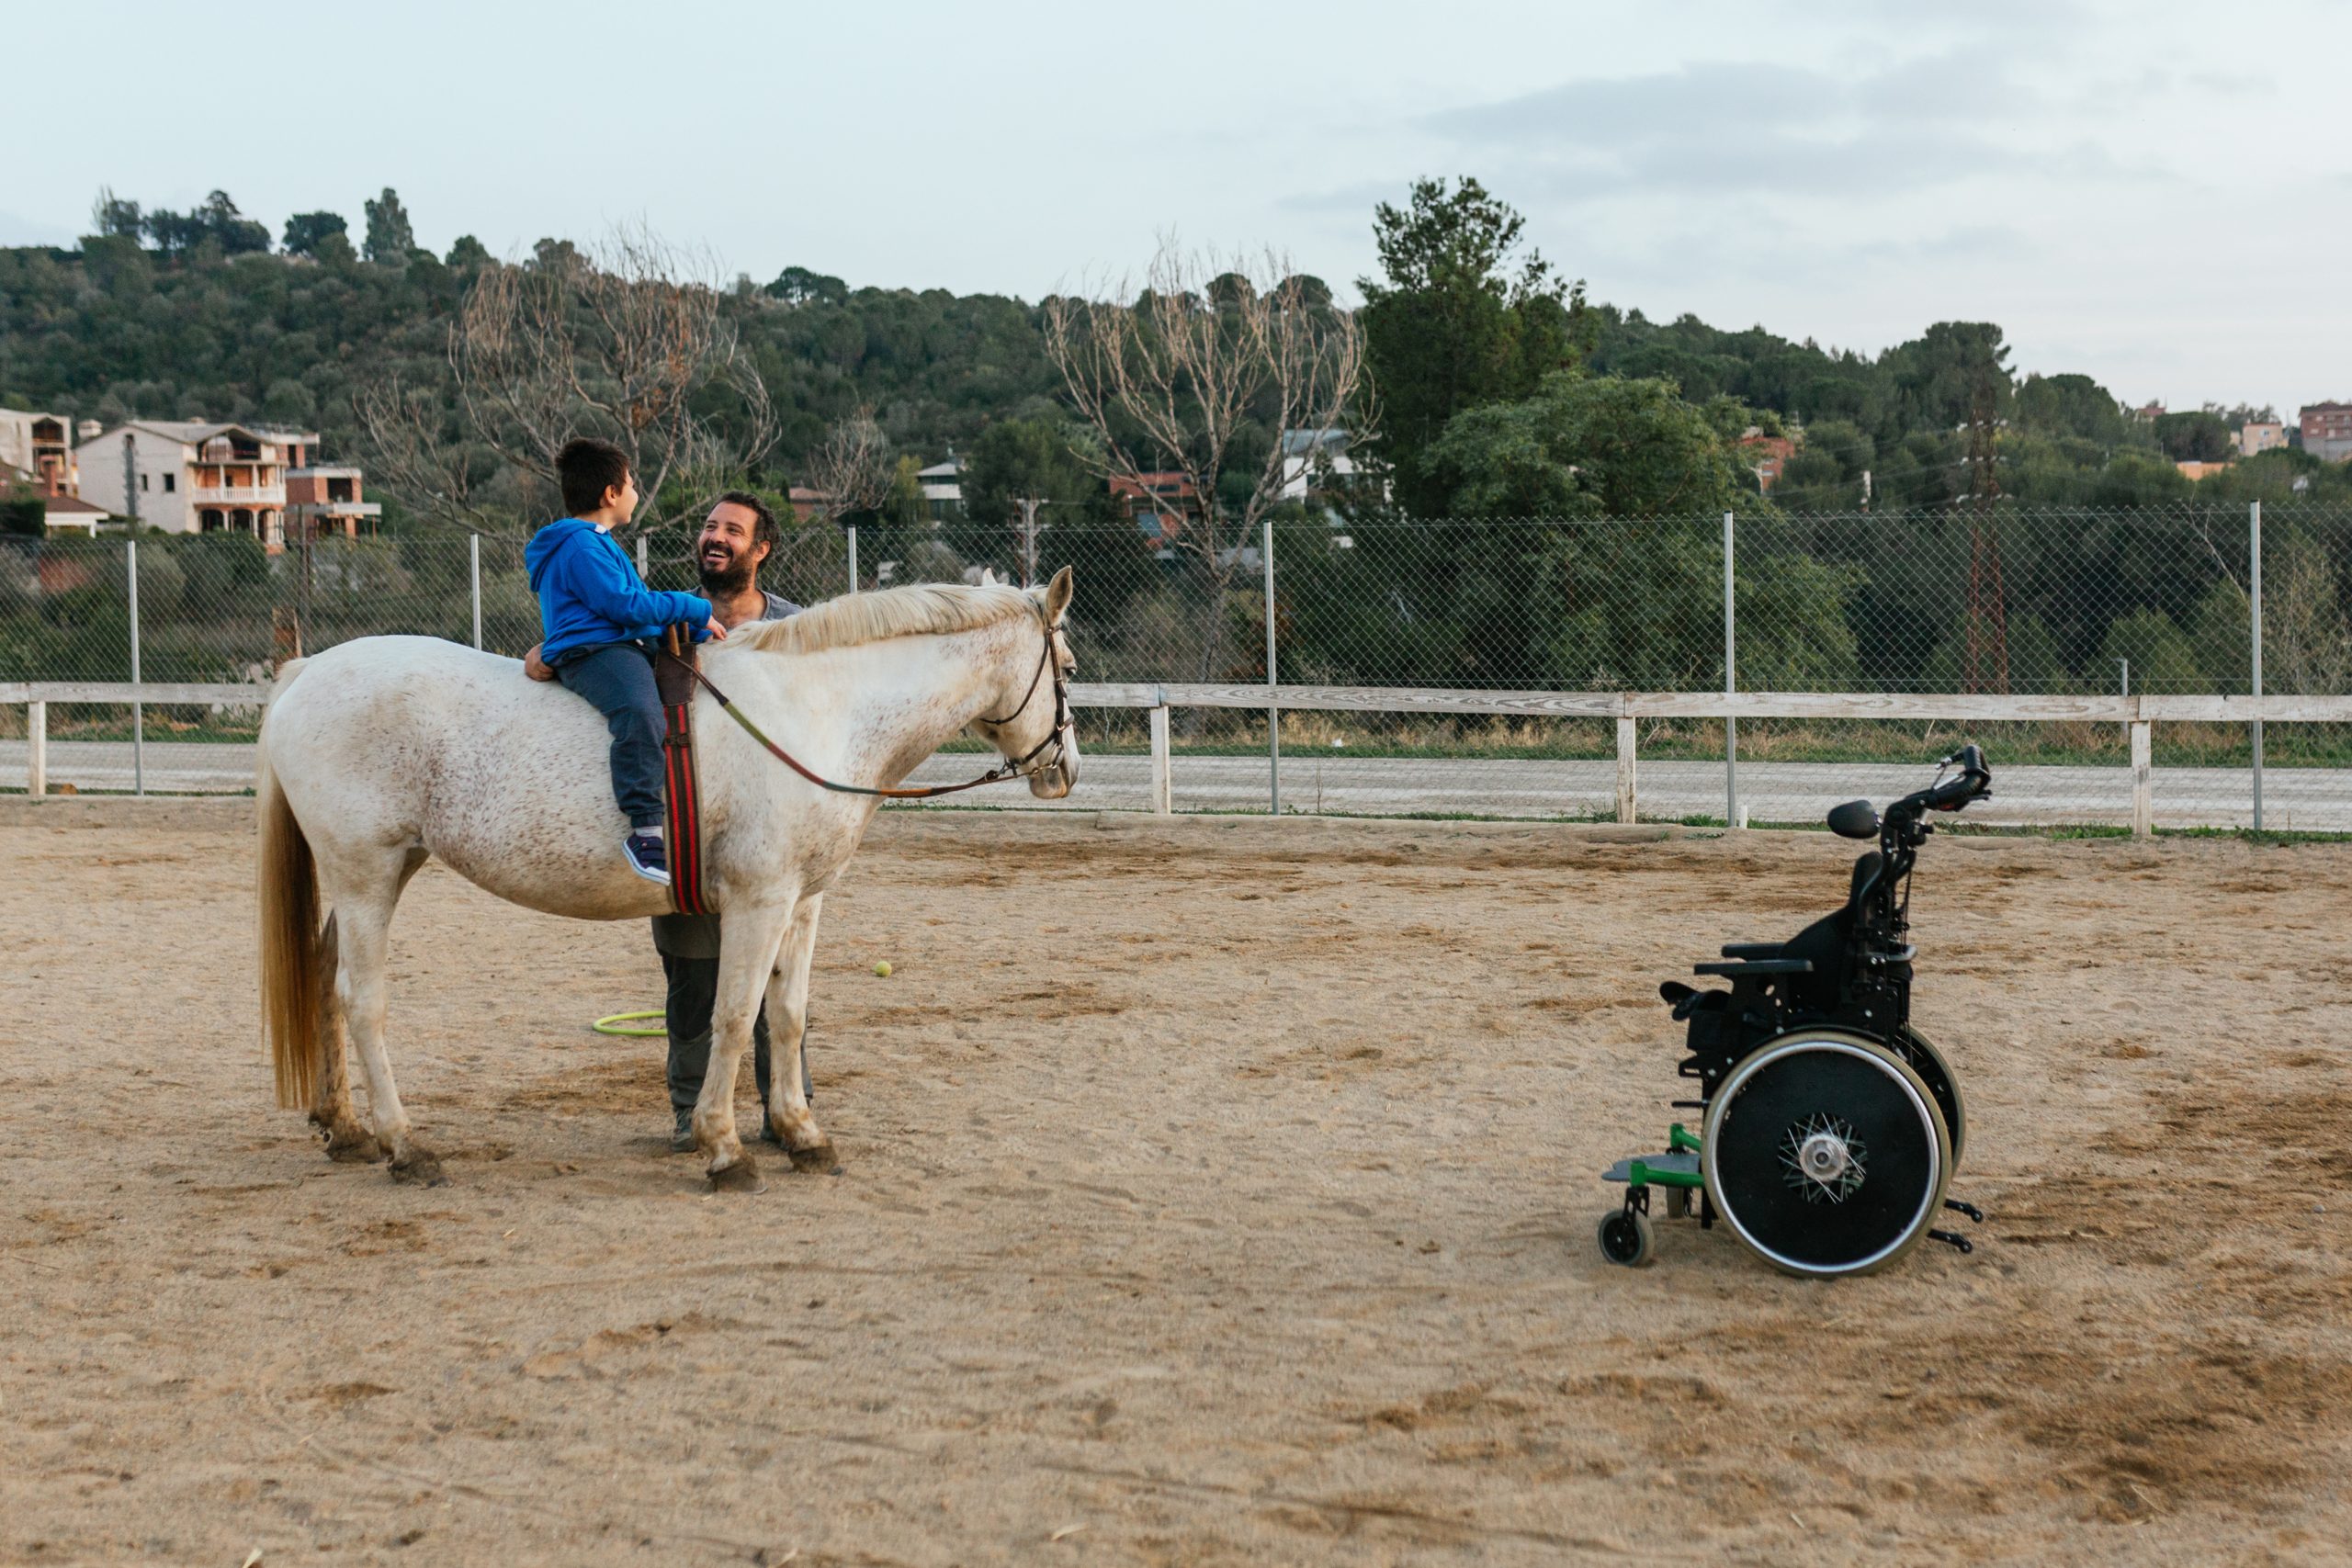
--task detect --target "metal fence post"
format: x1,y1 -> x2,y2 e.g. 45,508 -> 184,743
636,535 -> 649,581
469,533 -> 483,649
128,536 -> 144,797
26,700 -> 45,796
1263,514 -> 1280,816
845,524 -> 858,594
1723,510 -> 1737,828
2250,500 -> 2263,830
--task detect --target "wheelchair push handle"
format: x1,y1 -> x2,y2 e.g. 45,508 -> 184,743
1920,744 -> 1994,813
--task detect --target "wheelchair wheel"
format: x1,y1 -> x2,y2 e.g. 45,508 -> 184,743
1891,1024 -> 1965,1165
1702,1033 -> 1951,1278
1597,1209 -> 1655,1268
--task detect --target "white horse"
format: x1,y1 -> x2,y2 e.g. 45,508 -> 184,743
256,570 -> 1079,1187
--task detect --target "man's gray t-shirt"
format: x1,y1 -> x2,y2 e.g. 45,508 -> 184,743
651,589 -> 800,960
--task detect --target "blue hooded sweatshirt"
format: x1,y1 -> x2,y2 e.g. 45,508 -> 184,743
524,518 -> 715,663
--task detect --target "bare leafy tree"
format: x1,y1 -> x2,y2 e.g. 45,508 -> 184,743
440,221 -> 775,534
1042,240 -> 1370,681
350,374 -> 502,534
800,406 -> 898,523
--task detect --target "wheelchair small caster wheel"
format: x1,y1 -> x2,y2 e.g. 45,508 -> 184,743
1598,1209 -> 1655,1267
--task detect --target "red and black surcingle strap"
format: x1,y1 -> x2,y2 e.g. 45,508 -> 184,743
656,626 -> 713,916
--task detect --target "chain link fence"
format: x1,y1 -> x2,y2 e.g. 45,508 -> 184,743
6,502 -> 2348,831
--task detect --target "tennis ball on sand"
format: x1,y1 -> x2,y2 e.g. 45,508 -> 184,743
874,961 -> 894,977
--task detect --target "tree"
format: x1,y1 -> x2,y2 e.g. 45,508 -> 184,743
959,417 -> 1110,584
282,210 -> 348,258
1357,176 -> 1594,514
439,222 -> 776,531
962,419 -> 1098,524
1879,321 -> 2009,436
363,187 -> 415,263
1043,242 -> 1368,681
2153,410 -> 2233,462
1426,372 -> 1749,519
801,406 -> 896,523
2012,372 -> 2127,446
766,265 -> 848,306
90,187 -> 141,240
140,190 -> 270,257
350,374 -> 506,534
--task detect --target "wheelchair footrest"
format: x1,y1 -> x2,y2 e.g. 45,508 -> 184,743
1603,1150 -> 1702,1187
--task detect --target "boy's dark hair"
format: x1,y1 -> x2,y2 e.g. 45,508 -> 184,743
557,436 -> 631,516
716,490 -> 779,554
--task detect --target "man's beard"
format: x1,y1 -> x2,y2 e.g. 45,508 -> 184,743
698,548 -> 756,595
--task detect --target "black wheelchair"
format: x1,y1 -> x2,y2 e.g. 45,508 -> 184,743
1598,746 -> 1994,1277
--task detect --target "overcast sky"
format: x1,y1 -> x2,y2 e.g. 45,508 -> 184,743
12,0 -> 2346,416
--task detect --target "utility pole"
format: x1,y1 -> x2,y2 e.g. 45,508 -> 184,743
121,433 -> 140,524
1012,496 -> 1049,587
1962,361 -> 2009,694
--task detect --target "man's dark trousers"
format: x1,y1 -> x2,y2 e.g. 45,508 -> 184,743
662,953 -> 812,1127
553,641 -> 666,829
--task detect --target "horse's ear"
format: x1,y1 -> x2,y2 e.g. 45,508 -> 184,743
1043,565 -> 1075,624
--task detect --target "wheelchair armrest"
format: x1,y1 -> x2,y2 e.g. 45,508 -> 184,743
1693,958 -> 1814,977
1720,942 -> 1786,960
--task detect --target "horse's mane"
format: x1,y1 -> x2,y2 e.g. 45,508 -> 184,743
733,581 -> 1041,657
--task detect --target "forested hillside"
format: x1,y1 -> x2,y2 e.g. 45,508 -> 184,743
6,181 -> 2338,527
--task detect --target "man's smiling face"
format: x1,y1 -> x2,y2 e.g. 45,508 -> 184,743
696,500 -> 770,592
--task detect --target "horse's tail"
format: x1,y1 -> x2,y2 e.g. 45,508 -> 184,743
257,664 -> 334,1111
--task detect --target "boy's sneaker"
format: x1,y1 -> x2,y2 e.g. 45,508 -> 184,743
622,832 -> 671,886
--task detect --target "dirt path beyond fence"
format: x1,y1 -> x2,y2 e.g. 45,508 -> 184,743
4,803 -> 2349,1565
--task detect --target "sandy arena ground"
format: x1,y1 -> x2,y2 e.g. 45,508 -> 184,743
4,799 -> 2349,1565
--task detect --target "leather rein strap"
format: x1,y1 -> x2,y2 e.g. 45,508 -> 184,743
657,625 -> 1068,801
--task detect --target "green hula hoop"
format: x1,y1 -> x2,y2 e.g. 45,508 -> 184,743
592,1010 -> 667,1037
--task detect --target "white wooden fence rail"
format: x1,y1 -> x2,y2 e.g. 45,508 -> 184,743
15,680 -> 2351,835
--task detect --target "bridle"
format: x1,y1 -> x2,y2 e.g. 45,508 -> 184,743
974,620 -> 1075,773
662,613 -> 1074,800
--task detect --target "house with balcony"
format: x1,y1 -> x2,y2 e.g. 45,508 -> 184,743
286,461 -> 382,540
74,420 -> 294,543
72,422 -> 377,548
0,410 -> 88,497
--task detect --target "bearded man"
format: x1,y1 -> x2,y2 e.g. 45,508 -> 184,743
526,491 -> 805,1149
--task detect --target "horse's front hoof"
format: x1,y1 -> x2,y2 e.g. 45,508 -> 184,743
389,1149 -> 447,1187
707,1154 -> 765,1194
788,1142 -> 842,1175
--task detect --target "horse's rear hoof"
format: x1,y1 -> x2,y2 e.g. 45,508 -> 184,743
324,1130 -> 383,1165
788,1142 -> 842,1175
390,1150 -> 447,1187
708,1155 -> 766,1194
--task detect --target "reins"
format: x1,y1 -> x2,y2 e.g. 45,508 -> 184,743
658,620 -> 1069,801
